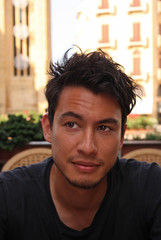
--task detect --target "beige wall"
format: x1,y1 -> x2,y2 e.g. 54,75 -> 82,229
0,0 -> 6,113
76,0 -> 161,119
0,0 -> 51,114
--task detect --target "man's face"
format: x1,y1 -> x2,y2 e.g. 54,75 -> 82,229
43,86 -> 125,189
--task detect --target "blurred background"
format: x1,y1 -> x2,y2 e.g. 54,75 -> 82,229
0,0 -> 161,123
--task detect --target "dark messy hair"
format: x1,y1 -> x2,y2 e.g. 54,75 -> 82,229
45,48 -> 139,135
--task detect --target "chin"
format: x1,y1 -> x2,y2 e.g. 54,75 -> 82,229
65,176 -> 106,189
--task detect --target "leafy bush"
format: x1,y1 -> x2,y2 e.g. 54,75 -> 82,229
0,114 -> 45,151
127,115 -> 157,129
145,133 -> 161,140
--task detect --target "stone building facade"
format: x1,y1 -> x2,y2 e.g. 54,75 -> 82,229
76,0 -> 161,122
0,0 -> 51,114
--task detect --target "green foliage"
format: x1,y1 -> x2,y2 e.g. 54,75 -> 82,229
130,133 -> 161,141
127,115 -> 157,129
145,133 -> 161,140
0,114 -> 45,151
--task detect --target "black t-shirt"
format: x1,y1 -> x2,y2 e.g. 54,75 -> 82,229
0,157 -> 161,240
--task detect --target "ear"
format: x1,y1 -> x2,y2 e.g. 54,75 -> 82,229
41,113 -> 52,143
119,124 -> 127,150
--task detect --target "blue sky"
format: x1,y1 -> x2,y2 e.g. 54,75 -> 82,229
50,0 -> 82,62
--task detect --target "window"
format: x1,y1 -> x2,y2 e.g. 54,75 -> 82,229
131,23 -> 141,41
133,58 -> 141,75
130,0 -> 141,7
159,24 -> 161,35
159,52 -> 161,68
132,50 -> 141,75
158,85 -> 161,97
99,0 -> 109,9
12,3 -> 30,76
99,24 -> 109,43
159,57 -> 161,69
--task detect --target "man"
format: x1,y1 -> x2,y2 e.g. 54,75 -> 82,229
0,48 -> 161,239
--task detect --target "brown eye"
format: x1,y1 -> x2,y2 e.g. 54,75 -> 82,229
97,125 -> 110,132
66,122 -> 77,129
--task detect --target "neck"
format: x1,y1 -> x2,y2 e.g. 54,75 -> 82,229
49,164 -> 107,230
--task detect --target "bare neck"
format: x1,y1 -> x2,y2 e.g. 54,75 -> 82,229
49,165 -> 107,230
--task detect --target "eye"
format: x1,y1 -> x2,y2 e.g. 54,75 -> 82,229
97,125 -> 110,132
65,122 -> 78,129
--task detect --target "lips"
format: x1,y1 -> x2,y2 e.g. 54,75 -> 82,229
72,161 -> 101,173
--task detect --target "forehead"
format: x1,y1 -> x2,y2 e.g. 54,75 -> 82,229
55,86 -> 122,121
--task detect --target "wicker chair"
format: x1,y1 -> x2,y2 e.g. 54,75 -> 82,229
123,148 -> 161,166
1,148 -> 52,172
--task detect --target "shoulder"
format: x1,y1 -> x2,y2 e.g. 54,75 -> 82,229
0,157 -> 53,208
115,158 -> 161,202
118,157 -> 161,175
115,159 -> 161,235
0,157 -> 52,179
0,157 -> 53,181
0,157 -> 53,236
117,158 -> 161,197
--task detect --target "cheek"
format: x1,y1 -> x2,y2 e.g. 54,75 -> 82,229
99,136 -> 122,157
101,143 -> 119,170
51,131 -> 73,158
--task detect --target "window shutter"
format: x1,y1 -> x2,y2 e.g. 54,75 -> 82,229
133,57 -> 141,75
100,25 -> 109,43
133,23 -> 140,41
131,0 -> 141,7
101,0 -> 109,9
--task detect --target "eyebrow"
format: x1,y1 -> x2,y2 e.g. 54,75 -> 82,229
60,111 -> 119,125
60,111 -> 83,120
98,118 -> 119,125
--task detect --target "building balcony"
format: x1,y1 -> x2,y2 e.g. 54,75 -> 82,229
128,3 -> 149,14
97,40 -> 117,49
131,72 -> 149,82
128,38 -> 149,48
96,5 -> 116,16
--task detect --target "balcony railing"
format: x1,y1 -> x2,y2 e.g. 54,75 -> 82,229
128,38 -> 149,48
131,72 -> 149,82
97,39 -> 117,49
96,5 -> 116,16
128,3 -> 148,13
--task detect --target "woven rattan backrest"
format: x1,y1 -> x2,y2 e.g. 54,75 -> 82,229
123,148 -> 161,166
1,148 -> 52,172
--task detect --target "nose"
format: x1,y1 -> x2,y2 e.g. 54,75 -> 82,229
77,128 -> 97,156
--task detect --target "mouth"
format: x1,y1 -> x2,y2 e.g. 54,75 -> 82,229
72,161 -> 101,173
